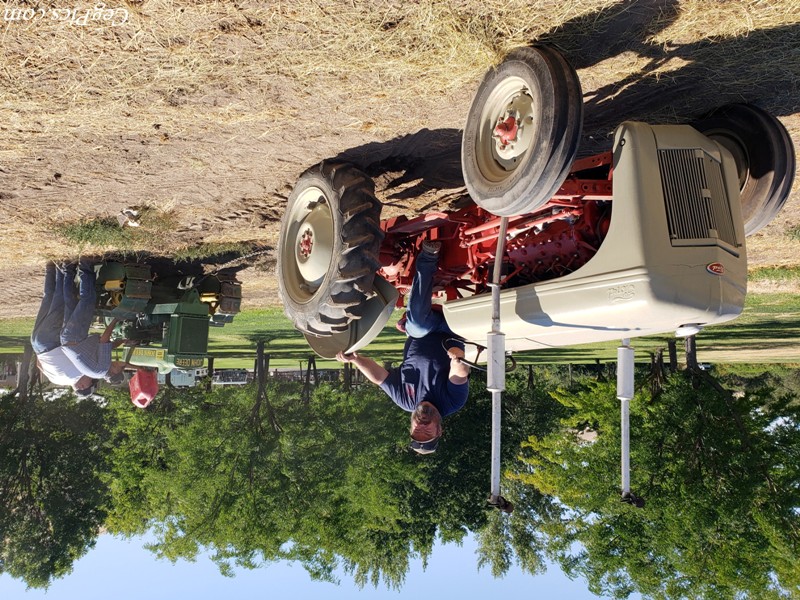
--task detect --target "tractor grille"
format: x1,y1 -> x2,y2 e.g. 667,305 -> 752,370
658,148 -> 739,250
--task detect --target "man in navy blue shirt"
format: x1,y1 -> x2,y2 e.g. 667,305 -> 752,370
336,241 -> 470,454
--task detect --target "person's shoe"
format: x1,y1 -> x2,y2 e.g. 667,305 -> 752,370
421,240 -> 441,256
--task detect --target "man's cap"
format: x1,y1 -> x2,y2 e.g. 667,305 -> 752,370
410,436 -> 440,455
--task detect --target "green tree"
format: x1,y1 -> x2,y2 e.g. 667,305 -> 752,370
473,367 -> 572,578
104,380 -> 443,588
0,384 -> 111,588
102,363 -> 799,596
103,369 -> 566,589
513,370 -> 800,599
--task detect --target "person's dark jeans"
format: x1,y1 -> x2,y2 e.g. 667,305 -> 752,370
31,263 -> 70,354
60,263 -> 97,345
405,250 -> 457,340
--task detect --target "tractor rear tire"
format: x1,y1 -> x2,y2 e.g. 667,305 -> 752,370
692,104 -> 795,236
277,161 -> 383,336
461,45 -> 583,217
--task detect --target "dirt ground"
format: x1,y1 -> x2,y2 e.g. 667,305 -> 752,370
1,0 -> 798,321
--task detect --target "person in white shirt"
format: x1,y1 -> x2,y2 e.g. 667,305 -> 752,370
36,346 -> 93,389
30,262 -> 99,395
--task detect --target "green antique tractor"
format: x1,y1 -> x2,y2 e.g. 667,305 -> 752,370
93,261 -> 242,374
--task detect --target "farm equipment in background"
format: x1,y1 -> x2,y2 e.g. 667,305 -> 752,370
94,261 -> 242,374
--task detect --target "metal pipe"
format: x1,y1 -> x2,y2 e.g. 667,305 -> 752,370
490,218 -> 508,323
488,217 -> 508,502
490,389 -> 502,499
464,209 -> 583,247
463,214 -> 526,237
617,339 -> 634,495
620,397 -> 631,494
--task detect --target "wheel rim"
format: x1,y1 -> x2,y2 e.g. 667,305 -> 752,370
476,76 -> 537,182
282,186 -> 335,304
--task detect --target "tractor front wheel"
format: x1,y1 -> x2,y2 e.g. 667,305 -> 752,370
461,45 -> 583,217
277,162 -> 383,336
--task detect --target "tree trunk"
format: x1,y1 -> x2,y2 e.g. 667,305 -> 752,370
649,350 -> 665,397
343,363 -> 352,392
594,358 -> 606,382
685,336 -> 698,370
667,339 -> 678,372
206,356 -> 215,391
17,343 -> 35,402
254,341 -> 281,433
302,355 -> 316,405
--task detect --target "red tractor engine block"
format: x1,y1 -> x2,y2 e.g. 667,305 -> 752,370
505,200 -> 610,282
378,200 -> 611,300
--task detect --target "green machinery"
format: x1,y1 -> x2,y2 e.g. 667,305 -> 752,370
94,261 -> 242,374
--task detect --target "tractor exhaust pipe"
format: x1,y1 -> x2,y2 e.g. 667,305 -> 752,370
617,339 -> 644,508
487,217 -> 513,513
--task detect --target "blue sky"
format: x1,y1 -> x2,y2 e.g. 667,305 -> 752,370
0,532 -> 611,599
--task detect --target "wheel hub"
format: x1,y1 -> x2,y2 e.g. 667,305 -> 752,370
299,228 -> 314,258
493,116 -> 519,147
480,83 -> 536,172
289,194 -> 334,293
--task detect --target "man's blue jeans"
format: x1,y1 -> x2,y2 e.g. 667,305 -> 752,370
60,264 -> 97,345
404,250 -> 457,340
31,263 -> 70,354
30,263 -> 96,353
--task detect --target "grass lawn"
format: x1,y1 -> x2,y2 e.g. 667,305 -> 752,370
2,291 -> 798,368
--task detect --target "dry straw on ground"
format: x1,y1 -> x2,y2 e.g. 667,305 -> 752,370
0,0 -> 798,313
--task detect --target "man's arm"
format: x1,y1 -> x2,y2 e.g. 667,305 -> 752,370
106,360 -> 127,377
447,347 -> 470,385
100,318 -> 120,342
101,318 -> 138,349
335,351 -> 389,385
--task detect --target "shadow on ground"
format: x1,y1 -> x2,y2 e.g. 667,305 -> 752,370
331,0 -> 798,192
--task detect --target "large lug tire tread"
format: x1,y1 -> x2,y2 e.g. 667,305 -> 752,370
461,45 -> 583,217
692,104 -> 795,236
277,161 -> 383,337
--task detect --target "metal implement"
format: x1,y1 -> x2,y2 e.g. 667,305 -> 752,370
94,261 -> 242,374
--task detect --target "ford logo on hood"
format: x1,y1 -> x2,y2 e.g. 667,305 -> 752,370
706,262 -> 725,275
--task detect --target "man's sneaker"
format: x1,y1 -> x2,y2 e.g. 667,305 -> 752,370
421,240 -> 441,256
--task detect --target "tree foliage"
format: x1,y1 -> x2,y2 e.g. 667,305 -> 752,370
102,376 -> 505,588
0,388 -> 111,588
4,358 -> 798,597
509,368 -> 800,599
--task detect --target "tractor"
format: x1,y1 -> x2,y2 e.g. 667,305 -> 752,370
93,261 -> 242,374
277,45 -> 795,360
